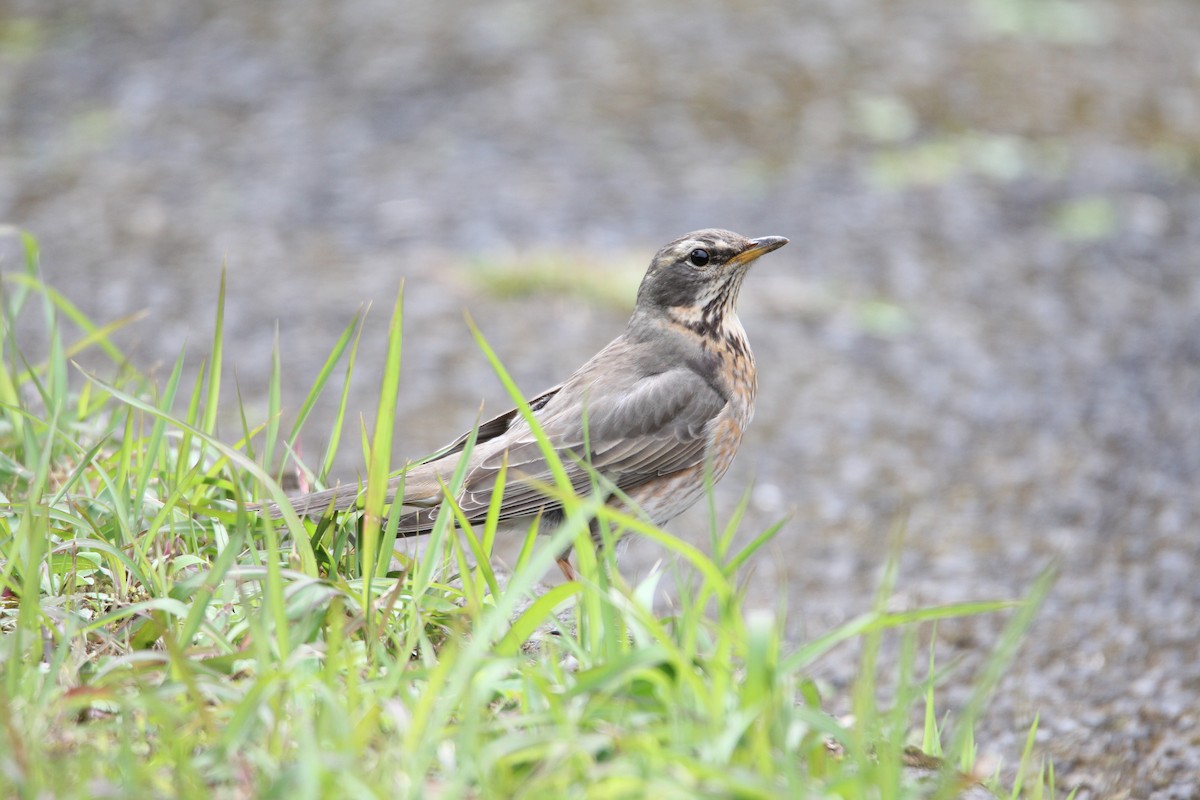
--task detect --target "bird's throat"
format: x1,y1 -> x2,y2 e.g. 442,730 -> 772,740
666,276 -> 744,348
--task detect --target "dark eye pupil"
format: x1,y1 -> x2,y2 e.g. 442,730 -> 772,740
689,248 -> 710,267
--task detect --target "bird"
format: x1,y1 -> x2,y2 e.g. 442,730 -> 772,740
261,229 -> 788,580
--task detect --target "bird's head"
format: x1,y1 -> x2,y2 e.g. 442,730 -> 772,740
633,229 -> 788,335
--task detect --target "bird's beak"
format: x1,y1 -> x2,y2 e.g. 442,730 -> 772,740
729,235 -> 789,268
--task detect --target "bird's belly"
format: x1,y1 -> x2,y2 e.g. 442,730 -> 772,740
624,413 -> 746,526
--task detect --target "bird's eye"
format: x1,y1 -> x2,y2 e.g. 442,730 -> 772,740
688,248 -> 710,267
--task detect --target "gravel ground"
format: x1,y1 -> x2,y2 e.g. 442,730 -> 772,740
3,1 -> 1199,796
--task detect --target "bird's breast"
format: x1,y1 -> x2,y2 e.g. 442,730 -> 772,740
713,321 -> 757,429
700,321 -> 756,481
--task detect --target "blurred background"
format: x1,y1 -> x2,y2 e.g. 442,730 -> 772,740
2,1 -> 1198,795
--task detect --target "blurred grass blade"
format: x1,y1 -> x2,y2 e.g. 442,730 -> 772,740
83,368 -> 319,575
494,582 -> 581,656
4,271 -> 136,372
363,281 -> 404,593
465,312 -> 573,499
288,309 -> 363,484
202,268 -> 226,438
935,564 -> 1058,800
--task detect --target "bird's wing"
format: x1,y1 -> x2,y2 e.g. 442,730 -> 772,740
272,360 -> 726,526
435,384 -> 564,459
261,385 -> 564,518
447,365 -> 727,522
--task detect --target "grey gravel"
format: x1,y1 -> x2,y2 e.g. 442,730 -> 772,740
2,1 -> 1199,797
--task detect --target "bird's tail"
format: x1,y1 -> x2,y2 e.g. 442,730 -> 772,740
248,483 -> 369,519
247,484 -> 442,538
246,467 -> 444,520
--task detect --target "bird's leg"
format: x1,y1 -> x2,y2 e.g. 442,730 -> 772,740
556,518 -> 605,582
556,556 -> 577,582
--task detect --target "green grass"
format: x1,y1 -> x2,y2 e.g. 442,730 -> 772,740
460,249 -> 644,309
0,230 -> 1068,799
